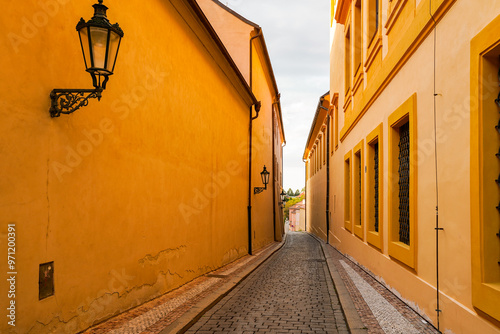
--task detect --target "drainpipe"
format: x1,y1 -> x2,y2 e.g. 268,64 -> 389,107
320,103 -> 330,243
429,1 -> 443,330
272,100 -> 276,241
247,29 -> 262,255
272,94 -> 281,241
303,158 -> 307,232
281,141 -> 286,237
326,112 -> 331,244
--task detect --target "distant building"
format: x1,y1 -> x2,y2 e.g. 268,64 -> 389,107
289,200 -> 305,232
304,1 -> 500,333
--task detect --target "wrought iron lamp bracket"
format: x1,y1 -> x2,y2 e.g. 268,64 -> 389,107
49,88 -> 103,117
254,186 -> 266,195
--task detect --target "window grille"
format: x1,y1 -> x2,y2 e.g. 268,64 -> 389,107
374,142 -> 379,232
358,155 -> 362,225
398,123 -> 410,245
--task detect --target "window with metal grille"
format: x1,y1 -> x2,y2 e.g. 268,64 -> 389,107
367,0 -> 380,44
344,151 -> 352,231
470,21 -> 500,320
358,156 -> 362,225
345,26 -> 351,96
374,142 -> 379,232
398,122 -> 410,245
353,142 -> 364,239
346,159 -> 351,222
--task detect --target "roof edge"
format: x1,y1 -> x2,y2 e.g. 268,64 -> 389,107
185,0 -> 259,106
303,91 -> 330,160
209,0 -> 260,28
255,28 -> 279,96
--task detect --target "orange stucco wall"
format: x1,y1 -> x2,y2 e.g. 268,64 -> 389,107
0,0 -> 281,332
198,0 -> 285,247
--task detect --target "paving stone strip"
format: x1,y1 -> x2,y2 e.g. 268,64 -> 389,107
318,237 -> 440,334
340,260 -> 419,334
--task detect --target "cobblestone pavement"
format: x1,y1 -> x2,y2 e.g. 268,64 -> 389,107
186,232 -> 348,334
84,231 -> 442,334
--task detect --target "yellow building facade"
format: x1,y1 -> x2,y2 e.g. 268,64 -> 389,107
305,0 -> 500,333
198,0 -> 286,249
0,0 -> 283,332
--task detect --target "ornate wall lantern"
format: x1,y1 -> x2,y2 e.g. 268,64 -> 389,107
50,0 -> 124,117
280,189 -> 286,201
279,189 -> 286,208
254,166 -> 270,195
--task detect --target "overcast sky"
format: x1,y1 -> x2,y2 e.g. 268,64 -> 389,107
223,0 -> 331,192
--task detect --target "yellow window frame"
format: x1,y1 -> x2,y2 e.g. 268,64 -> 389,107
344,150 -> 353,232
388,94 -> 417,269
367,123 -> 383,250
470,13 -> 500,322
353,140 -> 364,240
344,12 -> 353,114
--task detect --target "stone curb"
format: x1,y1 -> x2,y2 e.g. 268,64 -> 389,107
159,236 -> 287,334
309,233 -> 368,334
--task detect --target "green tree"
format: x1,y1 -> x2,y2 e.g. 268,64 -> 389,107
287,188 -> 294,196
294,189 -> 300,196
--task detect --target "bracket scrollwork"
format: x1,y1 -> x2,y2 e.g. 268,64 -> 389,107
49,88 -> 103,117
254,187 -> 266,195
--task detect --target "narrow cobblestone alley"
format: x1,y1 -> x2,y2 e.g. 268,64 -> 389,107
185,232 -> 348,334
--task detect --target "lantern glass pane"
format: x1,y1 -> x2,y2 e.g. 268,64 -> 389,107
106,31 -> 121,73
261,169 -> 269,185
90,27 -> 109,72
78,27 -> 91,70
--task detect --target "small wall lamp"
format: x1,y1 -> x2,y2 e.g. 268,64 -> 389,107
49,0 -> 124,117
254,166 -> 270,195
280,189 -> 286,201
279,189 -> 286,208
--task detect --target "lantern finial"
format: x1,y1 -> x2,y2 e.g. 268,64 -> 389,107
92,0 -> 108,19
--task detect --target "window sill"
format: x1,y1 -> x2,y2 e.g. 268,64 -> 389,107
472,282 -> 500,321
367,231 -> 382,250
344,221 -> 352,232
388,241 -> 415,269
354,224 -> 363,240
386,0 -> 409,34
343,88 -> 352,113
353,70 -> 364,96
365,30 -> 382,73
